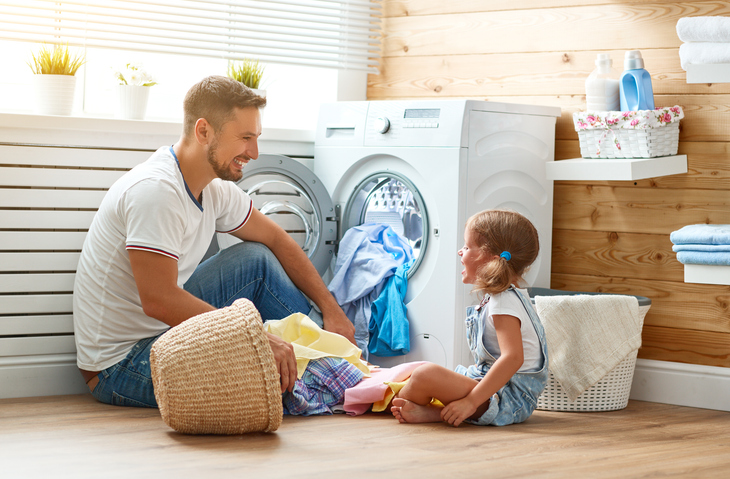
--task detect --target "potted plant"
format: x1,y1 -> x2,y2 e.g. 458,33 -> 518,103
227,59 -> 266,97
27,43 -> 86,116
113,63 -> 157,120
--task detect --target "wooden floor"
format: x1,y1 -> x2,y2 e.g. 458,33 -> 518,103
2,394 -> 729,478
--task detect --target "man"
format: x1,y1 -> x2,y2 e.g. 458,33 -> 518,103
73,75 -> 356,407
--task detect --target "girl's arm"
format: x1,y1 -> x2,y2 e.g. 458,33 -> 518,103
440,314 -> 524,426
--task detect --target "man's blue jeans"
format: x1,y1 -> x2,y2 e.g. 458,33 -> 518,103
90,242 -> 316,407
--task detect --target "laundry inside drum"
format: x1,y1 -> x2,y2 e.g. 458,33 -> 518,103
346,174 -> 429,275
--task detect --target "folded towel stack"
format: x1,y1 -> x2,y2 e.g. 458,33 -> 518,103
677,16 -> 730,71
670,224 -> 730,265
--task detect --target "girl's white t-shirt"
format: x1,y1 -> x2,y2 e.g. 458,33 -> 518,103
482,288 -> 543,373
73,146 -> 253,371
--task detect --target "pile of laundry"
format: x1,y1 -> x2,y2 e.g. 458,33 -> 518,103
327,223 -> 415,358
670,224 -> 730,266
677,16 -> 730,71
270,221 -> 423,417
264,312 -> 424,416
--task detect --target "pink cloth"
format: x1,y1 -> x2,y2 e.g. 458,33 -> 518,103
343,361 -> 427,415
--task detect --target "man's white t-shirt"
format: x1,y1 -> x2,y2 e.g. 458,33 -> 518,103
483,288 -> 543,373
73,146 -> 253,371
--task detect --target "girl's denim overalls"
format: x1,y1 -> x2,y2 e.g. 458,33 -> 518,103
455,287 -> 549,426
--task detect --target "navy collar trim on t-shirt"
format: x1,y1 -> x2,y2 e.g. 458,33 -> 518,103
168,146 -> 203,212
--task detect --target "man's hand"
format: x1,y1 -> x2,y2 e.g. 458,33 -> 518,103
233,210 -> 357,346
266,332 -> 298,393
322,308 -> 357,345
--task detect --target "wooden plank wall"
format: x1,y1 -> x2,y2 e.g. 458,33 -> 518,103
369,0 -> 730,368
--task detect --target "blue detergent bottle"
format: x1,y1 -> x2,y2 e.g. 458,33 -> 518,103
619,50 -> 655,111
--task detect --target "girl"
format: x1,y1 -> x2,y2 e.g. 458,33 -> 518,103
391,209 -> 548,427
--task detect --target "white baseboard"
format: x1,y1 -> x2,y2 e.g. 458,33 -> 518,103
630,359 -> 730,412
0,354 -> 87,399
3,355 -> 729,410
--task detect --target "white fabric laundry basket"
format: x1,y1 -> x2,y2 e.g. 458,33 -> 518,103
573,106 -> 683,159
528,288 -> 651,412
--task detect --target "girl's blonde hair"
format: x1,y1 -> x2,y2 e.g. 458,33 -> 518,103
467,209 -> 539,296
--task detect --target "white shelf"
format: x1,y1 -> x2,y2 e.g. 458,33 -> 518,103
686,63 -> 730,84
546,155 -> 687,181
684,264 -> 730,286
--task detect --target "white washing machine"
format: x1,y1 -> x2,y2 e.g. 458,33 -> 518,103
222,100 -> 561,370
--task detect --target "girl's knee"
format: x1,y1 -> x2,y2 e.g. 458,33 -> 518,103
409,363 -> 444,386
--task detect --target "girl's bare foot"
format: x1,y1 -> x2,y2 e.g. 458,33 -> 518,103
390,397 -> 442,424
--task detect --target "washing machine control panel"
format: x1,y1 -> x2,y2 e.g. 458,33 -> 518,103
364,101 -> 466,147
402,108 -> 440,129
374,116 -> 391,134
372,109 -> 441,132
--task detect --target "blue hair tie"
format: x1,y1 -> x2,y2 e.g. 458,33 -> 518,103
500,251 -> 511,261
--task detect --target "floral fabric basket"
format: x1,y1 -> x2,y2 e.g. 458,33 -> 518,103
573,106 -> 684,159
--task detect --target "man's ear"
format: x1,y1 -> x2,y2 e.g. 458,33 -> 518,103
194,118 -> 214,145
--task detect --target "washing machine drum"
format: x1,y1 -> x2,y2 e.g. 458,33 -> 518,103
339,172 -> 428,274
217,154 -> 428,277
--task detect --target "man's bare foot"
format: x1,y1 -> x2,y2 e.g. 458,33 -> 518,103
390,397 -> 442,424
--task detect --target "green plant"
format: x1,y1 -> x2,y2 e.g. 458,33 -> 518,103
27,43 -> 86,76
227,59 -> 265,89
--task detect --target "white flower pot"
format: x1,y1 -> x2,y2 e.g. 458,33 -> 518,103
116,85 -> 151,120
33,74 -> 77,116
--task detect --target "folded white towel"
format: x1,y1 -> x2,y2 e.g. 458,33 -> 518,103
677,16 -> 730,43
534,295 -> 643,401
679,42 -> 730,70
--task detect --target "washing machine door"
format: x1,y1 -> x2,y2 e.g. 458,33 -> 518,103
339,171 -> 429,277
216,154 -> 336,277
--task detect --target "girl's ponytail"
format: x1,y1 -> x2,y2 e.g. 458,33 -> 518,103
467,210 -> 539,296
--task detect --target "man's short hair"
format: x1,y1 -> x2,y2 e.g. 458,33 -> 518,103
182,75 -> 267,137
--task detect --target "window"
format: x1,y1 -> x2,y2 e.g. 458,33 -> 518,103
0,0 -> 381,130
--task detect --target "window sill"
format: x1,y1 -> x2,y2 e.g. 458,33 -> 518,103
0,111 -> 315,157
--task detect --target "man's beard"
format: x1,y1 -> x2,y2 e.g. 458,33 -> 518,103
207,139 -> 243,182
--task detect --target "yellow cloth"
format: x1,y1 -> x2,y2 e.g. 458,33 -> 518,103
373,380 -> 408,412
373,380 -> 445,412
264,313 -> 370,378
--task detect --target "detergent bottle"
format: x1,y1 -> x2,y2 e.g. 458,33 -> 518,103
585,53 -> 620,112
619,50 -> 654,111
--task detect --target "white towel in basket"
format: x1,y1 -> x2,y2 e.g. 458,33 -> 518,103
534,295 -> 643,401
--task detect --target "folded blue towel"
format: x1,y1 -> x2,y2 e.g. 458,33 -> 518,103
670,224 -> 730,245
676,251 -> 730,265
673,244 -> 730,252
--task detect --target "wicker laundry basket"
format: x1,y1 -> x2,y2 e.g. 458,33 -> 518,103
577,123 -> 679,159
150,298 -> 283,434
573,106 -> 683,159
528,288 -> 651,412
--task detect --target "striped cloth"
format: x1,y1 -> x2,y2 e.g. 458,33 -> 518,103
282,357 -> 365,416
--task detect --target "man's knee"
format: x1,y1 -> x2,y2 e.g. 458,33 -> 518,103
224,242 -> 278,268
